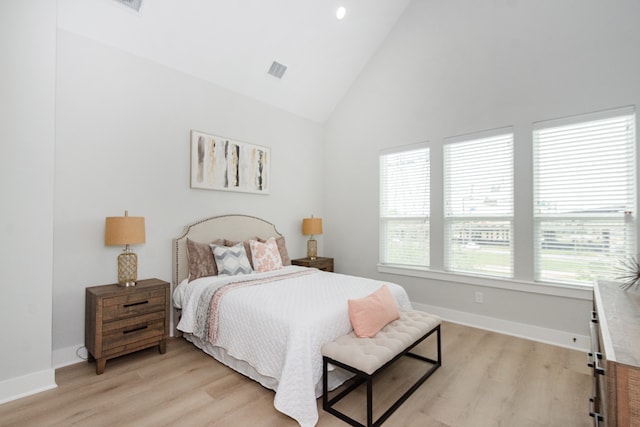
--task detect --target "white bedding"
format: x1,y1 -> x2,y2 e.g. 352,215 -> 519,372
173,265 -> 412,427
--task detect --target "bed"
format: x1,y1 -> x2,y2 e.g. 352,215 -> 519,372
172,215 -> 412,426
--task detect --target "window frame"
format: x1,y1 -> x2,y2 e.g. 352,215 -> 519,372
379,142 -> 430,268
443,127 -> 515,278
533,106 -> 637,285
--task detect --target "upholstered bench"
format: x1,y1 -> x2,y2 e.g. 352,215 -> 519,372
322,310 -> 441,427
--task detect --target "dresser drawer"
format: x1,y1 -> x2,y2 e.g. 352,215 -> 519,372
102,289 -> 166,321
102,310 -> 166,351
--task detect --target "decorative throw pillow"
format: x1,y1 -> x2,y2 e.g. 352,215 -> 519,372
276,236 -> 292,266
210,243 -> 253,276
348,285 -> 400,338
225,239 -> 256,269
259,236 -> 291,266
187,238 -> 225,281
250,237 -> 283,272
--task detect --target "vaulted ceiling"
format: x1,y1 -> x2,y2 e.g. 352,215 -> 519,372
58,0 -> 412,123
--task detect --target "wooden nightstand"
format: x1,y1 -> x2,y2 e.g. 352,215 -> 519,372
291,257 -> 334,272
85,278 -> 170,375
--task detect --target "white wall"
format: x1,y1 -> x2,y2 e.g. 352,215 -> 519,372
52,30 -> 325,366
325,0 -> 640,348
0,1 -> 57,402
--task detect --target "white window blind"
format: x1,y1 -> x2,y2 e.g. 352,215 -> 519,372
380,144 -> 430,267
444,131 -> 514,277
534,108 -> 636,285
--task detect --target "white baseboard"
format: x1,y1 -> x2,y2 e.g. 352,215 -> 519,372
0,369 -> 57,405
52,344 -> 88,369
412,302 -> 590,352
52,333 -> 176,369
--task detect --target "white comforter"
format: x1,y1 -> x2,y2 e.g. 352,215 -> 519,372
173,266 -> 412,427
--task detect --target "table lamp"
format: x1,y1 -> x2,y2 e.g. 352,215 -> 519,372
302,216 -> 322,260
105,210 -> 146,286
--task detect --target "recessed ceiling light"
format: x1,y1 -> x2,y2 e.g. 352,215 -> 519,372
336,6 -> 346,20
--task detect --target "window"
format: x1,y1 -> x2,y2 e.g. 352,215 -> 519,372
379,144 -> 429,267
534,108 -> 636,285
444,130 -> 514,277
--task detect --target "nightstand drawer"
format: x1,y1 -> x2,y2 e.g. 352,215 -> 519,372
102,289 -> 166,321
102,311 -> 165,351
291,257 -> 334,272
312,258 -> 333,271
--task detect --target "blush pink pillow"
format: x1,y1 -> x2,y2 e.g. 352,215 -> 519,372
348,285 -> 400,338
249,237 -> 283,272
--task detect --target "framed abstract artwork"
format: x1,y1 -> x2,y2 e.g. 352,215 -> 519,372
190,130 -> 270,194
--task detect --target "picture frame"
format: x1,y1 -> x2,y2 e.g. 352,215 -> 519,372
190,130 -> 270,194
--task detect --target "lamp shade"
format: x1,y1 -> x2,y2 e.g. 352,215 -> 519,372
105,216 -> 145,246
302,217 -> 323,236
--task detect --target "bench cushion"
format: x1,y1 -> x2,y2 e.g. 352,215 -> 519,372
322,310 -> 441,375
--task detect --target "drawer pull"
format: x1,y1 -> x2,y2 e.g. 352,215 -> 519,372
123,300 -> 149,308
123,325 -> 148,334
589,396 -> 603,422
587,351 -> 606,375
594,352 -> 605,375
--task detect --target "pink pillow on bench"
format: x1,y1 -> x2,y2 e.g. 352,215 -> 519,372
348,285 -> 400,338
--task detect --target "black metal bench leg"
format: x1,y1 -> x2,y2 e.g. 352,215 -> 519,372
437,325 -> 442,364
367,376 -> 373,427
323,358 -> 329,410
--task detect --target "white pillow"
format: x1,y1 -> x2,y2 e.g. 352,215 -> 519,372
210,243 -> 253,276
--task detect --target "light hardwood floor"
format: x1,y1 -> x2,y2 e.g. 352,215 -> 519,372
0,322 -> 592,427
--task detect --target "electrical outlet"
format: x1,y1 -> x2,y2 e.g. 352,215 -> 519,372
475,291 -> 483,303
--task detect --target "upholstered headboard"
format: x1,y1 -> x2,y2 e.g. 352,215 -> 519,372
172,214 -> 283,286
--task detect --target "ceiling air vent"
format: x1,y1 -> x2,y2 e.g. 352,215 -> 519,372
268,61 -> 287,79
113,0 -> 143,12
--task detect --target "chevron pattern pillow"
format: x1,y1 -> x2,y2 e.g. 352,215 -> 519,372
210,243 -> 253,276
